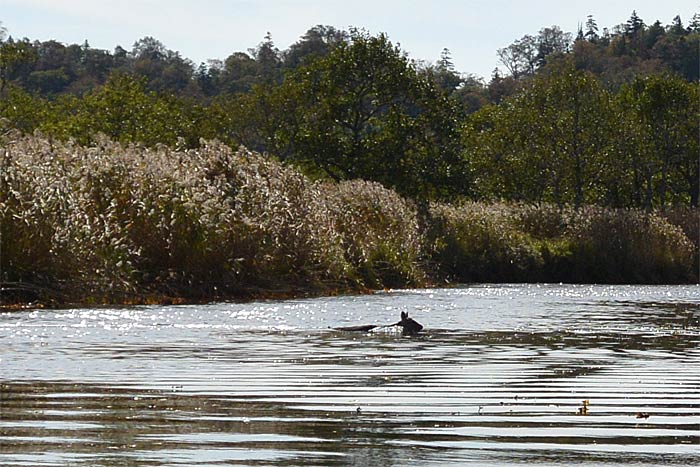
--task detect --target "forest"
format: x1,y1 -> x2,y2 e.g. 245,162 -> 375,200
0,11 -> 699,305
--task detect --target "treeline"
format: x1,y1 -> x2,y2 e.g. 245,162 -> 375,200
2,14 -> 699,208
1,135 -> 695,306
0,26 -> 348,98
497,12 -> 700,86
1,13 -> 699,102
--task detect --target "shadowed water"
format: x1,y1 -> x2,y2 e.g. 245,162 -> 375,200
1,284 -> 699,466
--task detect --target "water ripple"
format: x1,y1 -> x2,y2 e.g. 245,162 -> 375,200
1,285 -> 699,466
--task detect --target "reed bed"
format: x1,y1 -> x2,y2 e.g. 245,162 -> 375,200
0,135 -> 425,304
1,135 -> 696,306
429,201 -> 695,284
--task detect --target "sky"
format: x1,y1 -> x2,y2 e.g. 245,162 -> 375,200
1,0 -> 698,80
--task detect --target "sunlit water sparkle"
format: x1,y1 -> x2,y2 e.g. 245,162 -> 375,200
1,284 -> 699,466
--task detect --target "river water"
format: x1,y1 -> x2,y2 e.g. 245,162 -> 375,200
1,284 -> 698,466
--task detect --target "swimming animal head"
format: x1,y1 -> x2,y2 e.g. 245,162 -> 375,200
398,311 -> 423,336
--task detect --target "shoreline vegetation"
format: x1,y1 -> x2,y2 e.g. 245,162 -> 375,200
1,135 -> 696,309
1,13 -> 699,308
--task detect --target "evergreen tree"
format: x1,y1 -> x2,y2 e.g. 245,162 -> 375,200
249,32 -> 281,83
688,14 -> 700,33
585,15 -> 599,42
645,20 -> 665,50
626,11 -> 645,36
668,15 -> 686,36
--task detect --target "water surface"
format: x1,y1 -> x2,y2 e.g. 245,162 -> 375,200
1,284 -> 699,466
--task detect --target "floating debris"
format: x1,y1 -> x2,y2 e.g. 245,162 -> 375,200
577,399 -> 590,415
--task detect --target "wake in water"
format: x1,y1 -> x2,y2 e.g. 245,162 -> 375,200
334,311 -> 424,336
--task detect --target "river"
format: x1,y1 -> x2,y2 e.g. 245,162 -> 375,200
1,284 -> 699,466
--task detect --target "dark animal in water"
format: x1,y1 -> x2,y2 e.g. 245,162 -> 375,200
397,311 -> 423,336
334,311 -> 423,336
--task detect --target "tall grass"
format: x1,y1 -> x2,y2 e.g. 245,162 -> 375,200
1,134 -> 696,306
428,202 -> 547,282
662,207 -> 700,249
564,206 -> 694,283
315,180 -> 425,288
0,135 -> 425,304
429,202 -> 695,284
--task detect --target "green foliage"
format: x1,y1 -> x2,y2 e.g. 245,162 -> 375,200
465,65 -> 615,206
428,202 -> 695,284
0,38 -> 37,93
463,67 -> 699,209
616,75 -> 700,208
248,30 -> 468,200
38,74 -> 207,147
0,85 -> 49,133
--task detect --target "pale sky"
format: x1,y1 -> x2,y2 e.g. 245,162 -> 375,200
1,0 -> 698,79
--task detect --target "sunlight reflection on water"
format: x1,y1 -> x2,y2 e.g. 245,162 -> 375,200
1,284 -> 699,466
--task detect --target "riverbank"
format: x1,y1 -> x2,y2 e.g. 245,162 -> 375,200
0,282 -> 377,310
1,136 -> 697,309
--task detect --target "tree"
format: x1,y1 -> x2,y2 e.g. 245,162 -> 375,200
130,36 -> 166,60
585,15 -> 599,43
283,25 -> 347,69
651,27 -> 700,81
497,34 -> 538,78
626,11 -> 645,36
248,32 -> 281,83
644,20 -> 665,50
219,52 -> 258,94
129,37 -> 194,93
41,73 -> 202,147
689,14 -> 700,33
668,15 -> 686,37
242,30 -> 468,199
617,75 -> 700,208
0,38 -> 37,93
452,74 -> 489,113
536,26 -> 572,66
497,27 -> 571,77
0,85 -> 49,133
487,68 -> 519,103
422,48 -> 465,95
464,64 -> 614,206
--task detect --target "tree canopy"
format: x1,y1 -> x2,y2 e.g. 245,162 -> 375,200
0,12 -> 698,206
